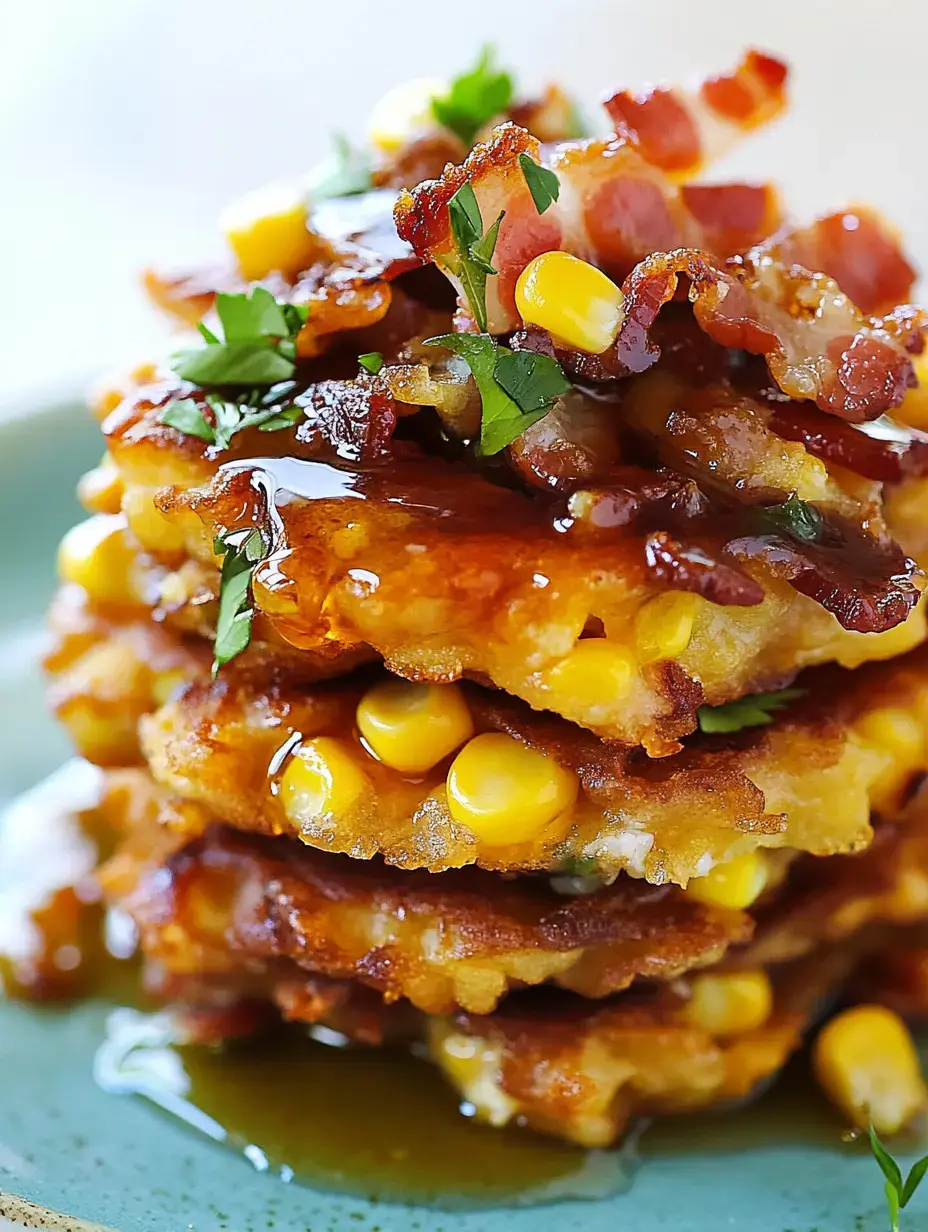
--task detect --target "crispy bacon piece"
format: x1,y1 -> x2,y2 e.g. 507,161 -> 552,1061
604,50 -> 788,176
610,248 -> 926,421
394,124 -> 786,333
769,402 -> 928,483
767,208 -> 917,317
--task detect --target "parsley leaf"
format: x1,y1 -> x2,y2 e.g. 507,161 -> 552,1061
431,45 -> 514,147
759,494 -> 824,543
518,154 -> 560,214
160,398 -> 216,444
869,1125 -> 928,1232
697,687 -> 806,734
358,351 -> 384,375
446,181 -> 504,332
212,526 -> 268,672
172,288 -> 309,389
305,133 -> 372,202
424,333 -> 569,454
160,382 -> 303,452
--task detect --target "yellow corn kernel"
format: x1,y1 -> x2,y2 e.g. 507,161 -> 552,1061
683,970 -> 773,1037
280,737 -> 370,824
896,352 -> 928,430
77,457 -> 124,515
368,77 -> 446,152
121,486 -> 188,556
446,733 -> 578,846
57,515 -> 140,606
856,706 -> 926,810
515,251 -> 625,354
635,593 -> 698,662
813,1005 -> 928,1134
686,852 -> 768,911
219,181 -> 319,281
429,1024 -> 518,1128
543,639 -> 635,710
356,680 -> 474,775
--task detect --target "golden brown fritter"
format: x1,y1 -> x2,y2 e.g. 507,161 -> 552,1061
103,819 -> 750,1016
86,352 -> 928,754
135,644 -> 928,881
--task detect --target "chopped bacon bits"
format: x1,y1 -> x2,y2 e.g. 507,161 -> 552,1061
604,87 -> 702,173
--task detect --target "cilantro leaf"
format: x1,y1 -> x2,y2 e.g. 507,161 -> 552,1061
160,398 -> 216,444
358,352 -> 384,374
306,133 -> 372,202
517,154 -> 560,214
212,526 -> 267,672
424,333 -> 568,454
697,688 -> 806,734
759,494 -> 824,543
446,181 -> 504,332
172,288 -> 308,389
431,46 -> 514,146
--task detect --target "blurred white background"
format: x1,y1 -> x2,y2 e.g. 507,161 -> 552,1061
1,0 -> 925,413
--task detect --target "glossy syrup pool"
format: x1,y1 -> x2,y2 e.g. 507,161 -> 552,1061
0,764 -> 920,1214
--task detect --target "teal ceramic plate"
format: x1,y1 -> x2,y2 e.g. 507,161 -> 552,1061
0,401 -> 917,1232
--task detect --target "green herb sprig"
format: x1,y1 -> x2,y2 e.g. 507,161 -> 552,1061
306,133 -> 372,202
424,332 -> 569,454
172,287 -> 308,389
759,494 -> 825,543
869,1125 -> 928,1232
358,352 -> 384,375
432,46 -> 514,147
161,386 -> 303,451
446,181 -> 504,332
518,154 -> 560,214
212,526 -> 268,672
697,687 -> 806,734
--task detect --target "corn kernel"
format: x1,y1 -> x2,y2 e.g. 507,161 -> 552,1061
813,1005 -> 928,1134
430,1025 -> 517,1128
356,680 -> 474,775
543,639 -> 635,709
57,515 -> 140,606
77,457 -> 123,515
515,251 -> 624,354
687,852 -> 768,911
122,486 -> 188,556
683,970 -> 773,1036
856,707 -> 926,810
446,733 -> 578,846
219,181 -> 319,281
635,593 -> 698,662
280,737 -> 370,824
368,77 -> 447,152
897,352 -> 928,430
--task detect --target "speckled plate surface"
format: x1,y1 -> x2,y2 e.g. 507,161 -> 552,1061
0,401 -> 918,1232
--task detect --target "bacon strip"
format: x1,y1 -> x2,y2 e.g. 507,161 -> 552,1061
395,123 -> 786,333
610,248 -> 925,421
604,50 -> 788,177
764,208 -> 917,316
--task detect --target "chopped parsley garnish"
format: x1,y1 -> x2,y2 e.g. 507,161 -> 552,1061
431,45 -> 514,147
305,133 -> 372,202
424,332 -> 570,455
697,687 -> 806,734
759,494 -> 825,543
518,154 -> 560,214
161,386 -> 303,451
358,351 -> 384,375
446,181 -> 504,332
212,526 -> 268,672
172,287 -> 309,388
869,1125 -> 928,1232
